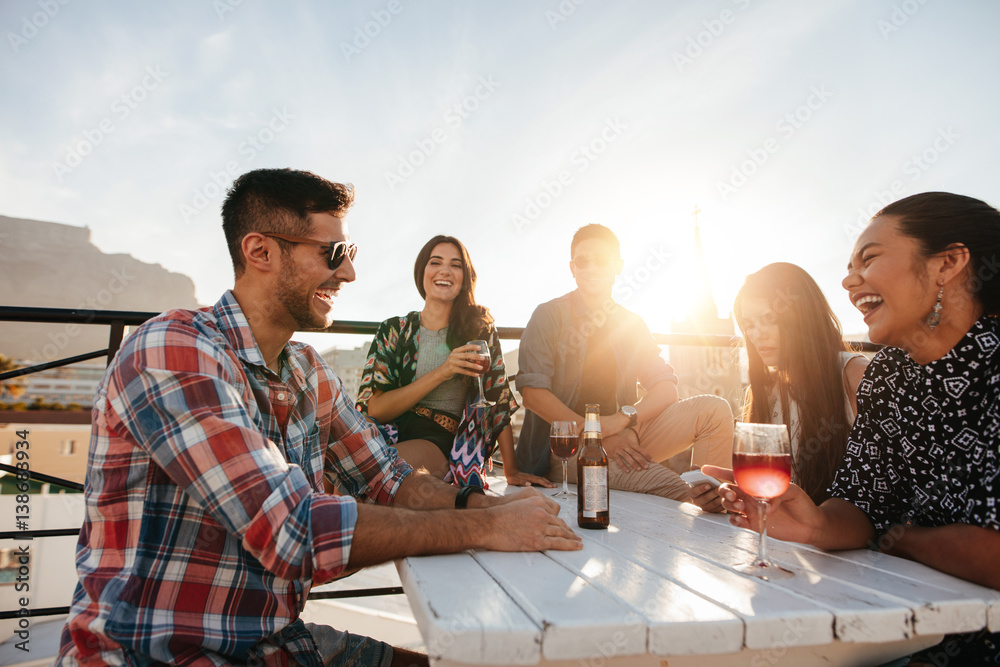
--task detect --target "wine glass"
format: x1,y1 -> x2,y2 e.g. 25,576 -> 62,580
467,340 -> 494,408
549,421 -> 579,499
732,422 -> 794,580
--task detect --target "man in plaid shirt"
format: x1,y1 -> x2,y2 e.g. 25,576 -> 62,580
56,168 -> 582,667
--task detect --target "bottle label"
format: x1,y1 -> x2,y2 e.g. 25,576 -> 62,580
581,466 -> 608,517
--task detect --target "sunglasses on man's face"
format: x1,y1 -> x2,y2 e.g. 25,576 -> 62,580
262,233 -> 358,269
572,254 -> 616,270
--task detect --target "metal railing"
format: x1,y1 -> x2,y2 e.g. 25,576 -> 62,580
0,305 -> 880,385
0,305 -> 880,620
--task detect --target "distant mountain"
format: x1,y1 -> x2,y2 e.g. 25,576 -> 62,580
0,215 -> 200,362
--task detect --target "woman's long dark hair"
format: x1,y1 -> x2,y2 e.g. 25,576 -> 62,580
414,235 -> 494,349
734,263 -> 854,503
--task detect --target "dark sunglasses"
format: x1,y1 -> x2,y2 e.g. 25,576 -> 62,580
572,254 -> 615,269
263,233 -> 358,269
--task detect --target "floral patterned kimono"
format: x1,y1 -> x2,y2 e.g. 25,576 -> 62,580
356,312 -> 518,487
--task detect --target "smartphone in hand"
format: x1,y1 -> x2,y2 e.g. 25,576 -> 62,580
680,469 -> 723,489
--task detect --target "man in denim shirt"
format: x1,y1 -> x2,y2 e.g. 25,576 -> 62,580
515,224 -> 732,508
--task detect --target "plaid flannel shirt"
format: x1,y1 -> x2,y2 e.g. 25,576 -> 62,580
56,291 -> 411,666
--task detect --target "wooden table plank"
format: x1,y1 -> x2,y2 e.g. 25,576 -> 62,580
615,504 -> 915,644
548,496 -> 835,650
542,533 -> 745,655
642,496 -> 996,637
397,553 -> 541,665
472,550 -> 647,661
402,479 -> 991,666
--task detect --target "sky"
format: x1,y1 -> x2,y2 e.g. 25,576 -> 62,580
2,0 -> 999,353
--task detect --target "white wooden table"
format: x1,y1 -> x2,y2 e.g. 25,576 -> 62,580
397,479 -> 1000,666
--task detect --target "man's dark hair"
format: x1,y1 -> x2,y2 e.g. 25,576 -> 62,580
570,224 -> 620,258
221,168 -> 355,277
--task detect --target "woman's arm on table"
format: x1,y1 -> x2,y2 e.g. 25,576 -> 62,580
707,464 -> 1000,589
705,465 -> 876,548
495,425 -> 554,487
880,523 -> 1000,590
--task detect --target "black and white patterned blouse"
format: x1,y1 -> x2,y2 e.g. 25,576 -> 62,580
829,316 -> 1000,534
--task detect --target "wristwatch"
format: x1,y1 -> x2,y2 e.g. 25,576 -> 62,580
619,405 -> 638,428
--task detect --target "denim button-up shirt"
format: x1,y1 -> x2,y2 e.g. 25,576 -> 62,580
514,291 -> 677,476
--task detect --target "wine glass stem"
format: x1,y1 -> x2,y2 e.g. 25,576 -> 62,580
562,460 -> 569,495
756,499 -> 770,566
476,375 -> 486,403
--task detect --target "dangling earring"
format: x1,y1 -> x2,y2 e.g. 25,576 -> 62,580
927,285 -> 944,329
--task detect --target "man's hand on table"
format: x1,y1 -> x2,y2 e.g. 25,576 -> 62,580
470,486 -> 583,552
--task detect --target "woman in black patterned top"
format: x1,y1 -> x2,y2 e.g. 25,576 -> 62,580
710,192 -> 1000,663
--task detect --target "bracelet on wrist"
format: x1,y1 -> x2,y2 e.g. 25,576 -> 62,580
455,485 -> 486,509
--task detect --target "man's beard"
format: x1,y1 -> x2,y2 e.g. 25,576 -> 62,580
275,256 -> 334,331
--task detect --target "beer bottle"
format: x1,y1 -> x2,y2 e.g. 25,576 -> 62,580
577,404 -> 609,529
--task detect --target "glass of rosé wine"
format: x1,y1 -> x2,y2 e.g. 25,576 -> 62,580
467,340 -> 494,408
732,422 -> 794,580
549,421 -> 579,499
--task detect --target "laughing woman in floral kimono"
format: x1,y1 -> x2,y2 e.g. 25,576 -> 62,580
357,235 -> 553,489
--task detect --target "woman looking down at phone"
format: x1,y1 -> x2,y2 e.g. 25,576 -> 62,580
733,263 -> 868,503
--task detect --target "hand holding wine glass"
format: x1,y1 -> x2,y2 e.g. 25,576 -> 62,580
731,422 -> 794,580
467,339 -> 494,408
704,466 -> 824,550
